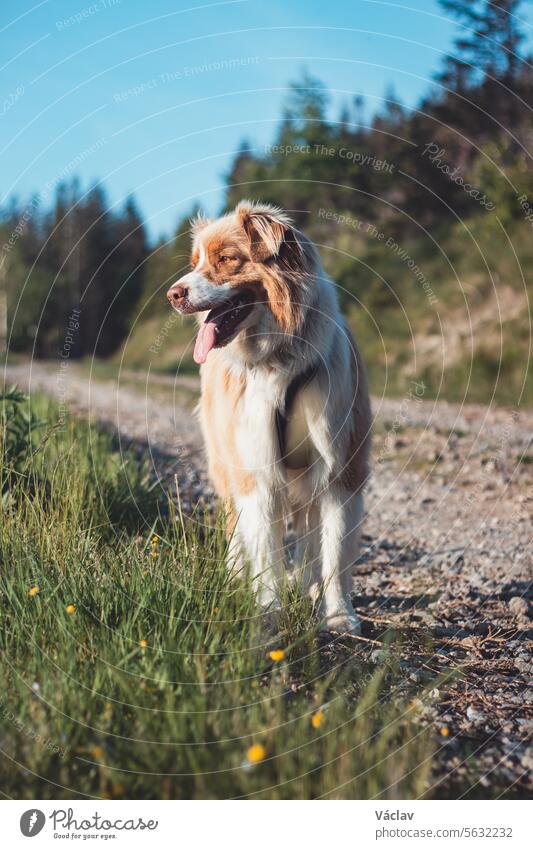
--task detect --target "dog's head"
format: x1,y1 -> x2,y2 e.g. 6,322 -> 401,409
166,202 -> 317,363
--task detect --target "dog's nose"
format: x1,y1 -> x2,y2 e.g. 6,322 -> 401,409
166,283 -> 188,306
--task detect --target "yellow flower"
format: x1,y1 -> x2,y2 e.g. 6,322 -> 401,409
246,743 -> 266,764
65,604 -> 76,614
28,586 -> 39,597
268,648 -> 285,662
139,639 -> 148,648
91,745 -> 104,760
440,726 -> 450,737
311,710 -> 325,729
152,536 -> 158,543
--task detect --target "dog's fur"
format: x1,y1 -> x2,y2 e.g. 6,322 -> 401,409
167,201 -> 371,633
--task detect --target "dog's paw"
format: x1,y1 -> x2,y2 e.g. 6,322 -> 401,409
325,612 -> 361,636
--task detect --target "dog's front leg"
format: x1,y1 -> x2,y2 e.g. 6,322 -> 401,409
319,487 -> 363,634
291,502 -> 321,601
234,487 -> 286,610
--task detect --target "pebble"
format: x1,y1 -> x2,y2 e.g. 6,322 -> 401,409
466,706 -> 487,723
521,748 -> 533,771
508,596 -> 529,619
370,649 -> 387,663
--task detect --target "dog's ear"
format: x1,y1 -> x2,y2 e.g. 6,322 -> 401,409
237,203 -> 291,262
190,212 -> 212,238
237,202 -> 311,332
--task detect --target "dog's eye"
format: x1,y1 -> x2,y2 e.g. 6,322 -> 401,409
219,255 -> 233,263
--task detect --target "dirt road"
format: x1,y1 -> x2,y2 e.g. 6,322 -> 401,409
4,359 -> 532,798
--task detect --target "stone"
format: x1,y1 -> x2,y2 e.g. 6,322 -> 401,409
508,596 -> 529,619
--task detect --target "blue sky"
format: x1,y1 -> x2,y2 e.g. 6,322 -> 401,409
2,0 -> 533,242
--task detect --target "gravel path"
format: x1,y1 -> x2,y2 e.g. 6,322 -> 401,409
4,360 -> 532,798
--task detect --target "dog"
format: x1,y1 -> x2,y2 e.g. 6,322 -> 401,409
167,201 -> 371,633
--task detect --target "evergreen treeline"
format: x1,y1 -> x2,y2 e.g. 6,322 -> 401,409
224,0 -> 533,239
1,180 -> 147,357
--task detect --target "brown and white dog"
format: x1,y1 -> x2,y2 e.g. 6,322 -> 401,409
167,201 -> 371,633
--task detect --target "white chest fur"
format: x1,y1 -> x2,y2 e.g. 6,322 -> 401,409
232,368 -> 283,475
221,357 -> 320,476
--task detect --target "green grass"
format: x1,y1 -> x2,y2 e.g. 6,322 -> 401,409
0,392 -> 433,800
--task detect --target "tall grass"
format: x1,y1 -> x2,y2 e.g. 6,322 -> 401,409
0,392 -> 432,799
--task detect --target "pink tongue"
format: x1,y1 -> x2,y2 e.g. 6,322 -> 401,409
193,321 -> 217,364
